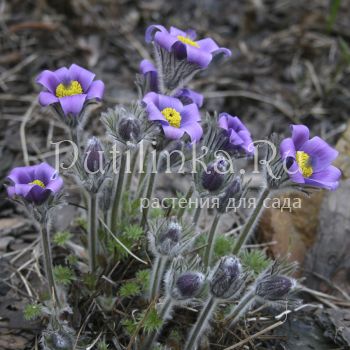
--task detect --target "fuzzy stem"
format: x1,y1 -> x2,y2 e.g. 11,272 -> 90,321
203,213 -> 221,271
40,222 -> 59,307
111,152 -> 127,232
193,205 -> 202,228
149,256 -> 167,300
88,192 -> 98,273
141,297 -> 173,350
232,188 -> 270,255
141,152 -> 159,229
184,296 -> 217,350
177,184 -> 194,220
226,289 -> 255,327
125,149 -> 138,197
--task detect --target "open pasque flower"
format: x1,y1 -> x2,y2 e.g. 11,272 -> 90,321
36,64 -> 104,117
280,125 -> 341,190
145,25 -> 231,68
218,113 -> 254,154
7,163 -> 63,205
140,59 -> 204,107
143,92 -> 203,142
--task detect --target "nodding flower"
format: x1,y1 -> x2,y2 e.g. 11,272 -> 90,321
6,162 -> 63,205
145,25 -> 231,68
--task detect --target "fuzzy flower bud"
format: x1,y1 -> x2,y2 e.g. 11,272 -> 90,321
84,137 -> 105,173
210,256 -> 243,299
172,272 -> 205,300
255,275 -> 296,301
43,331 -> 73,350
217,177 -> 242,213
201,158 -> 228,192
157,220 -> 182,255
118,116 -> 141,142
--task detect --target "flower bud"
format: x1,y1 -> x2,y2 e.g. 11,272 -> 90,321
255,275 -> 296,301
118,116 -> 141,142
201,159 -> 228,192
210,256 -> 242,299
217,177 -> 242,213
43,331 -> 73,350
157,220 -> 182,255
172,272 -> 205,299
84,137 -> 105,173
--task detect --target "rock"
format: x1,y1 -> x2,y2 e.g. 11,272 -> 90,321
0,335 -> 28,350
0,236 -> 14,251
0,217 -> 31,237
304,179 -> 350,294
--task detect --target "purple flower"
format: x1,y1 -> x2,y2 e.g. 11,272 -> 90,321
218,113 -> 254,154
142,92 -> 203,142
145,25 -> 231,68
36,64 -> 105,117
280,125 -> 341,191
139,59 -> 203,107
6,163 -> 63,205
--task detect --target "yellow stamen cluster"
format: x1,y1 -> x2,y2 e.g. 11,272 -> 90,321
29,179 -> 46,188
55,80 -> 83,98
161,107 -> 182,128
296,151 -> 313,178
177,35 -> 200,48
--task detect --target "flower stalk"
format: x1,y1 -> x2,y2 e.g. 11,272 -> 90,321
226,289 -> 255,327
111,152 -> 127,232
88,192 -> 98,272
177,184 -> 194,220
203,213 -> 221,271
40,222 -> 60,307
232,188 -> 270,255
184,296 -> 217,350
149,256 -> 168,300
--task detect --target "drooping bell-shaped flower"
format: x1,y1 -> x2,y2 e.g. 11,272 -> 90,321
7,162 -> 63,205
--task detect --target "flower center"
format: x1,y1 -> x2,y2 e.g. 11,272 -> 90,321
296,151 -> 313,178
161,107 -> 182,128
29,179 -> 45,188
177,35 -> 200,48
55,80 -> 83,98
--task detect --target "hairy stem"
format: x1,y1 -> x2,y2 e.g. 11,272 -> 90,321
149,256 -> 167,300
40,222 -> 60,307
88,192 -> 98,273
193,205 -> 202,228
111,152 -> 127,232
226,289 -> 255,327
203,213 -> 221,271
125,149 -> 138,197
177,184 -> 194,220
184,296 -> 217,350
141,297 -> 173,350
141,152 -> 159,228
232,188 -> 270,255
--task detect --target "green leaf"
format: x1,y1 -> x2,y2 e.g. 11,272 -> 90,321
82,273 -> 97,290
136,269 -> 150,291
120,281 -> 141,298
97,341 -> 109,350
240,250 -> 271,276
53,231 -> 72,246
122,318 -> 138,335
143,307 -> 163,334
123,224 -> 144,241
53,265 -> 75,286
214,235 -> 236,258
327,0 -> 341,31
23,303 -> 42,321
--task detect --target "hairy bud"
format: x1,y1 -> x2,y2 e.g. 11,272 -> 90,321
157,220 -> 182,255
118,116 -> 141,142
84,137 -> 105,173
201,158 -> 228,192
43,331 -> 73,350
217,177 -> 242,213
255,275 -> 296,300
210,256 -> 243,299
172,272 -> 205,300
